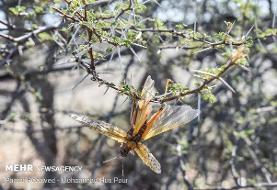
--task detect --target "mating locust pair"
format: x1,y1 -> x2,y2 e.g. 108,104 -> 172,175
70,76 -> 199,174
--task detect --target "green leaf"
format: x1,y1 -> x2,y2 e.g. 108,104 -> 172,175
9,6 -> 26,16
201,88 -> 216,103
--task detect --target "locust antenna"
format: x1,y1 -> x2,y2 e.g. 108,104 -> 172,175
102,155 -> 123,164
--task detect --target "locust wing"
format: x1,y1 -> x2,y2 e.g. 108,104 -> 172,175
140,75 -> 155,101
70,113 -> 127,143
134,142 -> 161,174
132,76 -> 155,135
142,105 -> 199,141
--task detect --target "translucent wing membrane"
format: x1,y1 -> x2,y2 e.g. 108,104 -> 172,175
141,75 -> 155,100
134,142 -> 161,174
133,76 -> 155,135
142,105 -> 199,141
70,113 -> 127,143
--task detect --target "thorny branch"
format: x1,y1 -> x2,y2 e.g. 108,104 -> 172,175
71,44 -> 248,104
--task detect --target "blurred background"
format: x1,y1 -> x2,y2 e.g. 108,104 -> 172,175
0,0 -> 276,189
